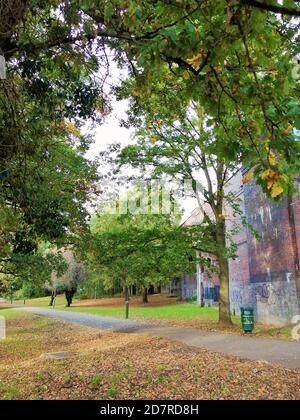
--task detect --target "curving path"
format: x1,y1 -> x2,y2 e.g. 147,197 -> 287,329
16,307 -> 300,370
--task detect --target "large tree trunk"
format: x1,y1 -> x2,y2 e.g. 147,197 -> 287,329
200,281 -> 205,308
216,219 -> 232,326
142,287 -> 148,304
65,288 -> 76,307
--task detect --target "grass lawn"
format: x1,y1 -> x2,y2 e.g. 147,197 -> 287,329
10,294 -> 221,320
0,309 -> 28,319
12,294 -> 295,341
9,295 -> 79,308
67,303 -> 219,320
0,309 -> 300,400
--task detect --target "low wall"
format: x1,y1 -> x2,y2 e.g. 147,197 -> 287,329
230,277 -> 299,326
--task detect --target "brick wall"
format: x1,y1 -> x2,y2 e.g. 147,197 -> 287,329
228,173 -> 300,326
226,172 -> 252,315
179,172 -> 300,326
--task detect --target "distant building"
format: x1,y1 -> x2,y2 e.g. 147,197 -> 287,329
169,208 -> 220,307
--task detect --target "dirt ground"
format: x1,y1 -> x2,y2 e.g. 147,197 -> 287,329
72,294 -> 182,308
0,302 -> 14,310
0,312 -> 300,400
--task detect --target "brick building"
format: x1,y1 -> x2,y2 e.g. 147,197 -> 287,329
229,172 -> 300,326
177,174 -> 300,326
172,208 -> 220,307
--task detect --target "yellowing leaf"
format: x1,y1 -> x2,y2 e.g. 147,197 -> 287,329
66,122 -> 81,138
283,125 -> 293,136
150,135 -> 159,144
186,51 -> 204,70
182,71 -> 190,80
131,89 -> 139,97
267,69 -> 279,76
261,168 -> 276,180
271,183 -> 284,198
239,127 -> 246,137
268,152 -> 277,167
279,174 -> 288,182
242,171 -> 254,184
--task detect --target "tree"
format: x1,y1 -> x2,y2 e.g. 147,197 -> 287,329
112,84 -> 241,324
0,243 -> 68,302
50,249 -> 86,307
0,72 -> 99,273
0,2 -> 112,302
86,192 -> 211,317
76,268 -> 121,300
1,0 -> 300,319
1,1 -> 101,287
110,27 -> 298,324
2,1 -> 299,195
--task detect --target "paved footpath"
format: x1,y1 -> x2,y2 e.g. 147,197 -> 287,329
17,307 -> 300,370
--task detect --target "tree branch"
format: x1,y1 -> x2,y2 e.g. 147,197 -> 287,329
240,0 -> 300,17
164,52 -> 210,77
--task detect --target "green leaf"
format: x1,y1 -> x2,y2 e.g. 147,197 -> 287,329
295,118 -> 300,131
135,9 -> 143,19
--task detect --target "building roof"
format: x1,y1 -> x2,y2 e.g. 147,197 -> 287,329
182,208 -> 203,227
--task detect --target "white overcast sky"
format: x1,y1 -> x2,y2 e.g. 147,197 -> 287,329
85,59 -> 133,157
85,3 -> 296,222
85,61 -> 198,220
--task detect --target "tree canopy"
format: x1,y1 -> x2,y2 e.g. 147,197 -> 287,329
1,1 -> 300,322
2,1 -> 300,204
1,0 -> 102,280
84,191 -> 215,307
